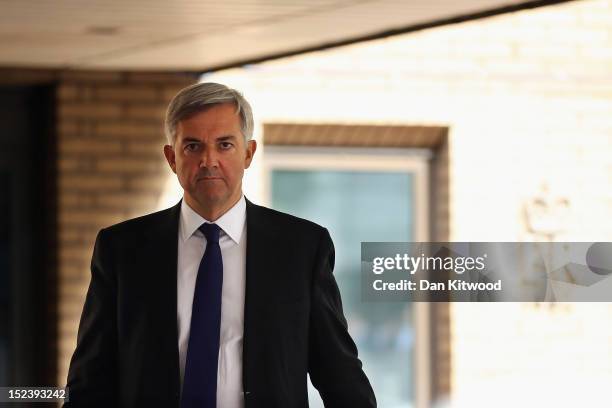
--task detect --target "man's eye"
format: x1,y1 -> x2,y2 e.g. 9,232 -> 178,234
220,142 -> 233,149
185,143 -> 199,152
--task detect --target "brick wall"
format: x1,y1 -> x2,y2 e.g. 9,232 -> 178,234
55,70 -> 197,386
204,0 -> 612,405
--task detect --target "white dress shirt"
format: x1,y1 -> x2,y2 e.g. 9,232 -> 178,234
177,195 -> 247,408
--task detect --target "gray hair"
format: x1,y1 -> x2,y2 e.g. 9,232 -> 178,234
164,82 -> 254,145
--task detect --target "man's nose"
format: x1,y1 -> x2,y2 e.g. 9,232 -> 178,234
200,146 -> 219,168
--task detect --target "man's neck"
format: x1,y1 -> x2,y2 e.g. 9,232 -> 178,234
184,193 -> 242,222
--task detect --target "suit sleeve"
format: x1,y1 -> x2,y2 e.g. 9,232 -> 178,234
64,228 -> 118,407
308,228 -> 377,407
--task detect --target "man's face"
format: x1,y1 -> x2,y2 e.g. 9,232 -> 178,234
163,103 -> 256,215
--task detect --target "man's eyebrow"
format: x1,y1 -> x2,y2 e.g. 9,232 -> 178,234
181,137 -> 201,143
180,135 -> 237,143
217,135 -> 237,141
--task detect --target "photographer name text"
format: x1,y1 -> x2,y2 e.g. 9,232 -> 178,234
373,279 -> 502,291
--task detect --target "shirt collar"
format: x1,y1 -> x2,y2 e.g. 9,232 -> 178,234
179,195 -> 246,245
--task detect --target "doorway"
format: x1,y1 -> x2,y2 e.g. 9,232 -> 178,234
0,85 -> 57,387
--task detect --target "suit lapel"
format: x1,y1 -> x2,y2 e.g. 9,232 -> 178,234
145,200 -> 182,402
243,199 -> 275,401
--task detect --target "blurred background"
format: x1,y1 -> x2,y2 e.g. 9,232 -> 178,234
1,0 -> 611,407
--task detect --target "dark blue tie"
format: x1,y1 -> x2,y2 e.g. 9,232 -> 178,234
181,223 -> 223,408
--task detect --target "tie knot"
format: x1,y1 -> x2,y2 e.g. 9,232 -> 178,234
199,223 -> 220,243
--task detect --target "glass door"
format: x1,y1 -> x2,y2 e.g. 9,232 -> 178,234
265,146 -> 429,408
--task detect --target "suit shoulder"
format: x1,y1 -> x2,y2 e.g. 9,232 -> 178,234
101,204 -> 178,237
248,202 -> 327,236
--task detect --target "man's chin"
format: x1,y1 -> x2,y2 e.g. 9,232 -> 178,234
186,186 -> 241,209
190,190 -> 231,207
195,194 -> 225,206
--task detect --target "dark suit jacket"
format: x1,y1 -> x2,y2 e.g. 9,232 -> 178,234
65,198 -> 376,407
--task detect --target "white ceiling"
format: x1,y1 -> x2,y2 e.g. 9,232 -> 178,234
1,0 -> 532,71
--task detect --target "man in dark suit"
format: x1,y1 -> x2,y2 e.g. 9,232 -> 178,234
65,82 -> 376,407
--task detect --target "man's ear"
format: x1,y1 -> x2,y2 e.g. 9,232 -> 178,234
163,145 -> 177,174
244,139 -> 257,169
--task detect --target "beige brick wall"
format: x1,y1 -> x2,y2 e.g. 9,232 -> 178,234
204,0 -> 612,405
56,71 -> 197,386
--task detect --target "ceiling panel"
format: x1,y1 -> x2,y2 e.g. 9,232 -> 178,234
0,0 -> 536,70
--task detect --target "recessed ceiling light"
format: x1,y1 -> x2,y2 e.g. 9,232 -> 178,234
86,26 -> 120,36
